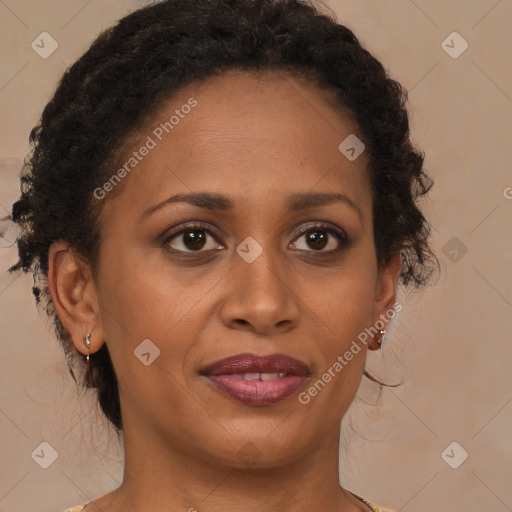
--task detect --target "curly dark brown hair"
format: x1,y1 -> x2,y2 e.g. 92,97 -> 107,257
8,0 -> 438,433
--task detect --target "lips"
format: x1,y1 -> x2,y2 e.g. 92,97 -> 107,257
201,353 -> 310,405
201,353 -> 310,376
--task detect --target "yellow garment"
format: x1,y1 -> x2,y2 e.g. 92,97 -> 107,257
350,491 -> 396,512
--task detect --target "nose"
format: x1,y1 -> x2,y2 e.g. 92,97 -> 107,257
219,246 -> 300,335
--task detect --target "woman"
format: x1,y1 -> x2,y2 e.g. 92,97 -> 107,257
9,0 -> 437,510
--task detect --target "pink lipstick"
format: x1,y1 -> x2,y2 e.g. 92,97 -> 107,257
201,353 -> 310,405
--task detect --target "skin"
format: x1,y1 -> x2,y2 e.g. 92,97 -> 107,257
49,70 -> 401,512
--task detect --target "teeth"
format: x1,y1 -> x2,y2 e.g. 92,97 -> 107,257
260,372 -> 285,381
241,372 -> 287,381
243,373 -> 261,381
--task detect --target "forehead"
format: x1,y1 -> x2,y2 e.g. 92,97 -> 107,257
99,69 -> 371,221
163,69 -> 361,157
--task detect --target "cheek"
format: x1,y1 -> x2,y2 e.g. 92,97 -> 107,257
95,247 -> 218,371
94,249 -> 173,363
314,264 -> 377,341
94,253 -> 194,407
299,273 -> 374,417
302,256 -> 377,401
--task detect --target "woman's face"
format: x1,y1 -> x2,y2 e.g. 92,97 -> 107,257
64,70 -> 400,467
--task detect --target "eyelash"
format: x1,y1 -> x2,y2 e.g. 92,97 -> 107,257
162,221 -> 350,254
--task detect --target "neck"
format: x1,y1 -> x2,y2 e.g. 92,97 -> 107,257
99,414 -> 369,512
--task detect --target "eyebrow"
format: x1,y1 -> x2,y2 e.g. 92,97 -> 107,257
139,191 -> 363,222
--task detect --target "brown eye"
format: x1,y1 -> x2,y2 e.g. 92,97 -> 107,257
290,224 -> 348,252
182,230 -> 207,251
305,229 -> 331,251
304,230 -> 329,250
164,224 -> 223,252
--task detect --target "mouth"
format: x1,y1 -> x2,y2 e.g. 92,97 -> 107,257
200,353 -> 310,406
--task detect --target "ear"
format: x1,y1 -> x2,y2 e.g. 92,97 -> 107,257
48,240 -> 104,358
368,251 -> 402,351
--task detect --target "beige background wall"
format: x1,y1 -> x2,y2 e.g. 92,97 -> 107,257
1,1 -> 511,511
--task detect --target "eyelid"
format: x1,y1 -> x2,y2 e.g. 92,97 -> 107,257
162,221 -> 225,250
290,221 -> 349,250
